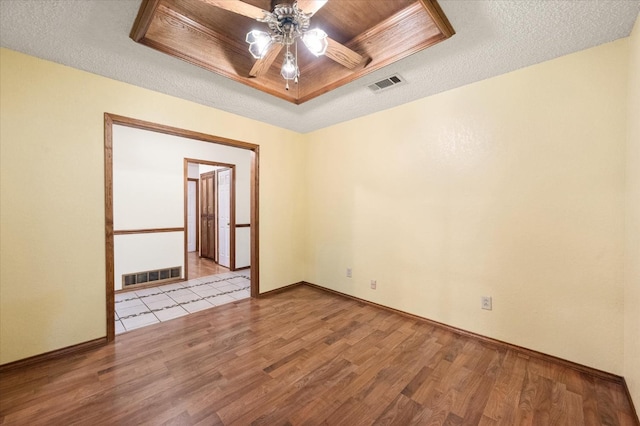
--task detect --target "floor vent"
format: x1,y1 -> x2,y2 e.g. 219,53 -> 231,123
123,266 -> 182,287
367,74 -> 406,93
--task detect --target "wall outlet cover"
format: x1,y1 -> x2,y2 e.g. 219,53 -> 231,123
481,296 -> 492,310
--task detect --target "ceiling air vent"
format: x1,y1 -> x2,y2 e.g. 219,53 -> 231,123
367,74 -> 406,93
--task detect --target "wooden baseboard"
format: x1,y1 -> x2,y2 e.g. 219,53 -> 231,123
0,337 -> 108,373
258,281 -> 304,298
302,281 -> 625,385
622,378 -> 640,424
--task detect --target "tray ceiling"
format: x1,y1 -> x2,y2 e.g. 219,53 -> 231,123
1,2 -> 639,133
131,0 -> 455,104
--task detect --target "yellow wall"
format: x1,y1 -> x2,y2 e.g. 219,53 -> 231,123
305,39 -> 629,374
0,48 -> 307,364
625,14 -> 640,410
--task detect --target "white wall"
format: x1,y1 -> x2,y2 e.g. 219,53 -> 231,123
236,227 -> 251,268
114,233 -> 184,289
187,163 -> 200,179
188,164 -> 217,179
113,125 -> 252,288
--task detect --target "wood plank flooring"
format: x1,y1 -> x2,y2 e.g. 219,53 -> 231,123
187,252 -> 230,279
0,285 -> 637,425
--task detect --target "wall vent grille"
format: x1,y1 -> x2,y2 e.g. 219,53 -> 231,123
367,74 -> 406,93
123,266 -> 182,287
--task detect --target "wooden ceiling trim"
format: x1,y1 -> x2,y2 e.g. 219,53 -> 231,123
419,0 -> 456,38
158,5 -> 248,54
353,2 -> 427,47
199,0 -> 268,20
297,3 -> 424,75
144,5 -> 298,102
146,5 -> 249,75
352,5 -> 446,71
130,0 -> 454,104
296,3 -> 447,102
130,0 -> 162,42
310,0 -> 414,44
296,0 -> 328,16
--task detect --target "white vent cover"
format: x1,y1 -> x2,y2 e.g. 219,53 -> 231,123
367,74 -> 406,93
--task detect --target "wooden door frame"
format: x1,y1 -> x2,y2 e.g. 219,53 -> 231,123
187,178 -> 199,253
185,161 -> 236,275
104,113 -> 260,343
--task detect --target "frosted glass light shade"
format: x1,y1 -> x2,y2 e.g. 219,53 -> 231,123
246,30 -> 273,59
302,29 -> 328,56
280,51 -> 299,80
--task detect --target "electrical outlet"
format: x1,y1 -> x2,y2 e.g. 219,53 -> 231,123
481,296 -> 492,310
346,268 -> 352,278
370,280 -> 377,290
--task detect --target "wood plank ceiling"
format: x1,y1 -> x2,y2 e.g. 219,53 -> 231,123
131,0 -> 455,104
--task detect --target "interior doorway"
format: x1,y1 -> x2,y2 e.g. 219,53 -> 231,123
185,160 -> 240,279
199,170 -> 216,261
104,113 -> 260,342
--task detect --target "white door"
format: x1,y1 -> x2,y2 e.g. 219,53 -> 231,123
187,180 -> 197,252
217,169 -> 231,268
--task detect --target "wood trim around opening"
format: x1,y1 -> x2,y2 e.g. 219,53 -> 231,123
114,227 -> 184,235
104,114 -> 115,344
230,167 -> 236,271
105,113 -> 260,343
250,146 -> 259,298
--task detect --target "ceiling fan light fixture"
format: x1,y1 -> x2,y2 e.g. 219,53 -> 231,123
246,30 -> 273,59
302,28 -> 328,56
244,1 -> 332,89
280,51 -> 299,81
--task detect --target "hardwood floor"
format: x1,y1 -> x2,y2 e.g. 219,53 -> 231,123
187,252 -> 230,279
0,285 -> 637,425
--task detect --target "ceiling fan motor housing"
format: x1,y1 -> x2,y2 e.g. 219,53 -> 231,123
265,3 -> 311,44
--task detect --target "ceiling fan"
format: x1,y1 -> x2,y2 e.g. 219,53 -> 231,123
204,0 -> 366,90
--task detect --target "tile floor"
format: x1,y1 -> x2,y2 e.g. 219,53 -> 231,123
115,270 -> 251,334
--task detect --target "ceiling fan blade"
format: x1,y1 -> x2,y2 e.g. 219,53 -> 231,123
201,0 -> 267,20
325,37 -> 366,70
249,43 -> 284,77
296,0 -> 327,16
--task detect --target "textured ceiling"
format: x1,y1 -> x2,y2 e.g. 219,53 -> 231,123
1,1 -> 639,133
